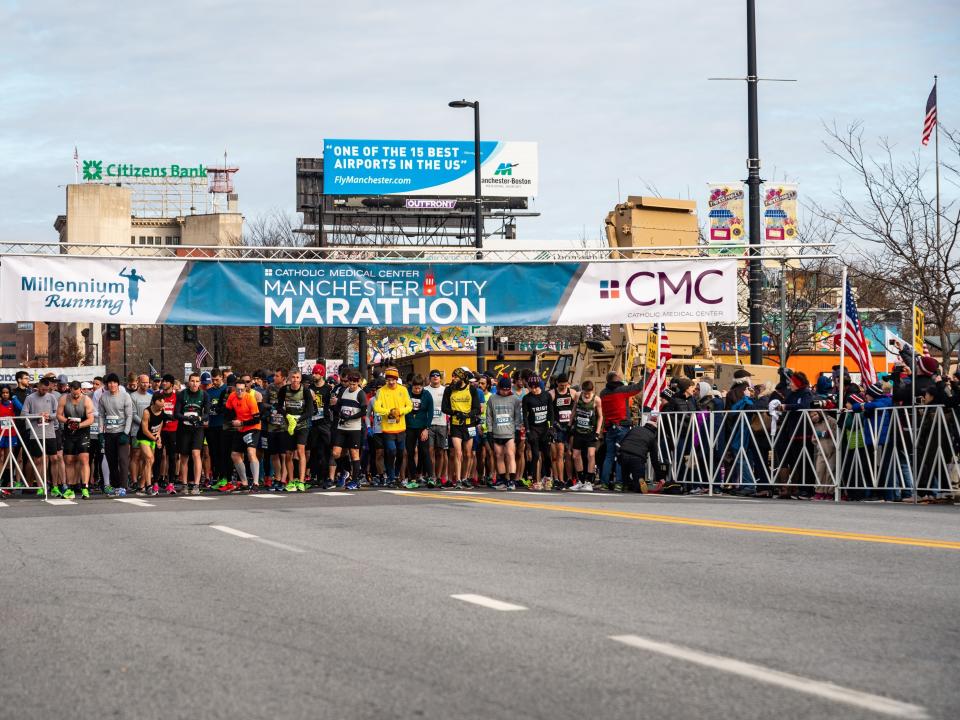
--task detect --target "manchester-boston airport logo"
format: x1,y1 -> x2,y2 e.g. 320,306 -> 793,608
19,266 -> 147,316
261,266 -> 487,326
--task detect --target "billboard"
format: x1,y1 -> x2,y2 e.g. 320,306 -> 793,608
0,256 -> 737,328
322,139 -> 538,197
706,183 -> 745,257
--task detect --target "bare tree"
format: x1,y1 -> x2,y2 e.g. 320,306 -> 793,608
815,121 -> 960,371
244,209 -> 310,249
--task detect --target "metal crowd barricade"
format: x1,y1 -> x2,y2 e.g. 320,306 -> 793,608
0,414 -> 51,500
650,406 -> 959,502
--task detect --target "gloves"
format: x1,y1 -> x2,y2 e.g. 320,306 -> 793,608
388,408 -> 400,420
118,432 -> 129,446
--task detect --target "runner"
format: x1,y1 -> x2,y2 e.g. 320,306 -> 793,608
328,370 -> 367,490
55,381 -> 95,499
442,366 -> 481,489
550,373 -> 577,490
307,364 -> 332,488
135,393 -> 166,496
276,368 -> 315,492
425,370 -> 449,486
405,375 -> 434,488
570,380 -> 603,492
263,368 -> 287,490
175,372 -> 209,495
486,376 -> 522,490
0,386 -> 21,495
476,375 -> 493,485
128,374 -> 152,492
21,377 -> 60,494
224,377 -> 261,492
99,373 -> 135,495
373,367 -> 412,488
511,370 -> 529,486
205,369 -> 228,487
157,374 -> 179,492
522,375 -> 554,490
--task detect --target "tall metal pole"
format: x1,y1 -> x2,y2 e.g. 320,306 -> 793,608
473,102 -> 485,371
746,0 -> 764,366
779,260 -> 787,369
473,101 -> 483,256
934,75 -> 941,246
358,327 -> 368,380
160,325 -> 165,374
317,174 -> 327,360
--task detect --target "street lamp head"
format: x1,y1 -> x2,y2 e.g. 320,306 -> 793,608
448,99 -> 475,108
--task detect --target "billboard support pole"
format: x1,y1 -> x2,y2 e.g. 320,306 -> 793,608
746,0 -> 763,366
473,101 -> 483,258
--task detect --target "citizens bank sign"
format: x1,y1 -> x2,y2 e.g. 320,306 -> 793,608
82,159 -> 207,180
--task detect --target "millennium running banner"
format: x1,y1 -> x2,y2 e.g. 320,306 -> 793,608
0,256 -> 737,327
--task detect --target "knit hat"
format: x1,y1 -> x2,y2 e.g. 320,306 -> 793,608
311,363 -> 326,376
497,377 -> 512,391
660,387 -> 675,400
675,378 -> 693,393
848,393 -> 866,405
865,382 -> 885,398
917,355 -> 939,376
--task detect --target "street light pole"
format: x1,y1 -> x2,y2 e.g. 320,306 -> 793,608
746,0 -> 764,366
449,98 -> 485,372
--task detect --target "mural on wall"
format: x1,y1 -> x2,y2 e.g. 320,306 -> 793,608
368,326 -> 475,364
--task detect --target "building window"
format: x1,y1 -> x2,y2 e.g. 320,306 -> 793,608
139,236 -> 146,244
131,236 -> 136,245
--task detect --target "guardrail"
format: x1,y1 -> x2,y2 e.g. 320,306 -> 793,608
0,415 -> 51,499
646,406 -> 958,502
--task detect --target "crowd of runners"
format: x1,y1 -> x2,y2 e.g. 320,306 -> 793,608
0,363 -> 618,499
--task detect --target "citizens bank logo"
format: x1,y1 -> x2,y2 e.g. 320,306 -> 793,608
599,280 -> 619,299
82,160 -> 103,181
493,162 -> 518,176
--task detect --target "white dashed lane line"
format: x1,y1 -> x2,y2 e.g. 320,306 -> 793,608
209,524 -> 305,553
610,634 -> 928,719
450,594 -> 528,612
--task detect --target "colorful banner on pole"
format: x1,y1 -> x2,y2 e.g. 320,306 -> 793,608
913,305 -> 925,353
706,183 -> 745,253
763,183 -> 798,242
0,256 -> 738,327
322,139 -> 538,197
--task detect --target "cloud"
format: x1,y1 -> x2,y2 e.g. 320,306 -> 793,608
1,0 -> 957,244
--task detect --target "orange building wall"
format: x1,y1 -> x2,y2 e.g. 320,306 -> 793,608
716,353 -> 888,380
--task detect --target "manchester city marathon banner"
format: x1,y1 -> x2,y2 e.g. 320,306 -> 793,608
0,256 -> 737,327
322,139 -> 538,197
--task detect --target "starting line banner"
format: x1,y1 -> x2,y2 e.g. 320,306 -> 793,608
0,256 -> 737,327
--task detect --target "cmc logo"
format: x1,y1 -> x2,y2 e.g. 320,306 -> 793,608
616,270 -> 724,306
599,280 -> 619,299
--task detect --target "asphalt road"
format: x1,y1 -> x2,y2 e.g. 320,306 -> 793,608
1,488 -> 958,720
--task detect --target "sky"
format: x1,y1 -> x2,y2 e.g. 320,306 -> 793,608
1,0 -> 958,247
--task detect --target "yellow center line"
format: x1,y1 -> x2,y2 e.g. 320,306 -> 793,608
401,493 -> 960,550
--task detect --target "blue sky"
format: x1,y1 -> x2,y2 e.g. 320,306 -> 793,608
1,0 -> 957,245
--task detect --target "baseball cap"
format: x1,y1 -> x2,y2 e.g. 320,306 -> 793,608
57,374 -> 69,384
200,371 -> 213,384
80,381 -> 93,390
150,373 -> 161,382
497,377 -> 512,391
312,363 -> 326,376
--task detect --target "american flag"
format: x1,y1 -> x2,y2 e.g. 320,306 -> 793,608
195,343 -> 210,369
922,82 -> 937,146
833,276 -> 878,385
73,146 -> 80,177
640,324 -> 672,410
148,361 -> 159,377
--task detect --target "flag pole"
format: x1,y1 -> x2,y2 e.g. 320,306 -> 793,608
934,75 -> 941,247
911,301 -> 919,504
835,266 -> 847,503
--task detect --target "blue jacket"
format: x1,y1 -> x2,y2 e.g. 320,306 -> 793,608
851,394 -> 892,446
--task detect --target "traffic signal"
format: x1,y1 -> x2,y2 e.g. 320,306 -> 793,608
105,324 -> 121,341
258,326 -> 274,347
183,325 -> 198,343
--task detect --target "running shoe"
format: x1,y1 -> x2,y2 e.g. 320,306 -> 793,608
581,481 -> 594,492
542,477 -> 553,491
103,485 -> 115,496
569,481 -> 583,492
506,481 -> 516,491
297,481 -> 307,492
403,480 -> 419,489
220,482 -> 236,493
614,483 -> 624,493
247,484 -> 261,494
115,488 -> 127,497
214,479 -> 228,490
1,489 -> 11,498
148,484 -> 159,497
135,488 -> 147,496
190,485 -> 202,496
531,480 -> 542,491
345,480 -> 359,491
520,478 -> 532,489
36,486 -> 44,496
80,488 -> 90,499
63,488 -> 76,500
51,486 -> 63,498
285,480 -> 299,492
165,483 -> 177,495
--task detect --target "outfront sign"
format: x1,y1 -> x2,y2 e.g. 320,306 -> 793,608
0,257 -> 737,327
322,139 -> 538,197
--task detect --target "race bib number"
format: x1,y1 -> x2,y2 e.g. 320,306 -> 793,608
340,406 -> 359,418
467,426 -> 477,438
242,432 -> 254,446
412,398 -> 421,412
576,414 -> 591,429
105,415 -> 122,428
558,409 -> 572,424
386,415 -> 398,424
313,407 -> 324,420
432,408 -> 442,419
534,409 -> 548,424
495,412 -> 511,427
270,411 -> 283,425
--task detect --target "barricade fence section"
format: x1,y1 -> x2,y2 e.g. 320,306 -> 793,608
648,407 -> 959,501
0,415 -> 51,499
